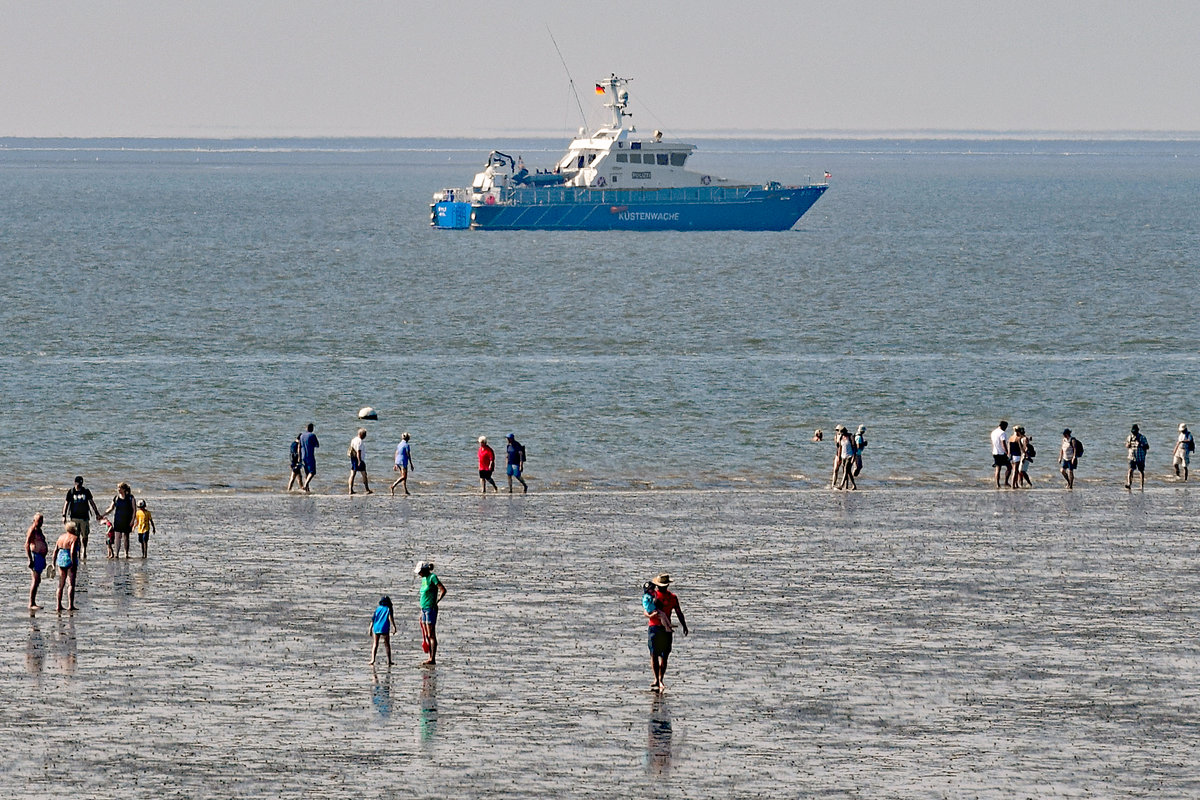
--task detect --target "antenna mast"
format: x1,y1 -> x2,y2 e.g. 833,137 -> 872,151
546,27 -> 588,130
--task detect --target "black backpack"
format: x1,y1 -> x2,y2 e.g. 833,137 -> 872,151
1025,440 -> 1036,460
1071,437 -> 1084,458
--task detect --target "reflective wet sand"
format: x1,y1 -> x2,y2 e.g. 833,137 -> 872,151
3,488 -> 1198,798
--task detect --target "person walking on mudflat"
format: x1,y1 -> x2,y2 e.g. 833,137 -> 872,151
348,428 -> 373,495
477,436 -> 498,493
103,482 -> 137,558
836,427 -> 857,490
852,425 -> 868,478
415,561 -> 446,665
53,521 -> 82,612
299,423 -> 319,492
287,433 -> 304,492
505,433 -> 527,493
1059,428 -> 1077,489
25,513 -> 48,610
1125,424 -> 1150,490
829,424 -> 846,488
645,573 -> 688,692
62,476 -> 101,560
390,432 -> 414,496
1173,423 -> 1193,481
991,420 -> 1012,488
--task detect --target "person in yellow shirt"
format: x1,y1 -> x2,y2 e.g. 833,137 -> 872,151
134,500 -> 157,558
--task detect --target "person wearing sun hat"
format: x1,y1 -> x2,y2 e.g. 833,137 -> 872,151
1174,423 -> 1193,481
645,572 -> 688,692
414,561 -> 446,665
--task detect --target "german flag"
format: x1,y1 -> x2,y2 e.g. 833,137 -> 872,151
594,84 -> 605,94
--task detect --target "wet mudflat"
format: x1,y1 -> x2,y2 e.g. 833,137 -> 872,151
2,488 -> 1198,798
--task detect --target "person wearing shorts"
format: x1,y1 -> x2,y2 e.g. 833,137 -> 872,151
390,432 -> 414,496
415,561 -> 447,665
645,573 -> 689,692
1124,424 -> 1149,490
505,433 -> 527,493
25,513 -> 48,610
1058,428 -> 1076,489
299,423 -> 319,492
477,436 -> 498,493
62,476 -> 101,560
991,420 -> 1012,488
348,428 -> 373,495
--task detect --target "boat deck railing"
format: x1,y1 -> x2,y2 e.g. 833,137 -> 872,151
500,185 -> 765,205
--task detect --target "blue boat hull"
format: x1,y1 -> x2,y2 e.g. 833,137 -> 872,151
433,185 -> 826,231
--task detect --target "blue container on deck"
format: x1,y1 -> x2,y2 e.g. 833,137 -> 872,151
433,201 -> 471,229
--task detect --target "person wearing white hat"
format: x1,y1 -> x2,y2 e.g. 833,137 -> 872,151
852,425 -> 869,478
414,561 -> 447,665
477,436 -> 498,493
1174,423 -> 1194,481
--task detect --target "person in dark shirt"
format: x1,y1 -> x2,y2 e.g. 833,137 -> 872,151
61,476 -> 101,560
102,482 -> 137,558
505,433 -> 527,493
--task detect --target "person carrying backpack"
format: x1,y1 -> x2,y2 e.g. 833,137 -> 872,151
1174,423 -> 1194,481
1124,424 -> 1149,490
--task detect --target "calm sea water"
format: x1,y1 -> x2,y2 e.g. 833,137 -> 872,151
2,137 -> 1198,493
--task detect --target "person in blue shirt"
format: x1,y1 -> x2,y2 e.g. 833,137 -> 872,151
390,432 -> 414,496
370,596 -> 396,666
298,424 -> 319,493
505,433 -> 528,493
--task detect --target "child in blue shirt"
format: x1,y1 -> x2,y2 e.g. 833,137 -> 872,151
370,596 -> 396,666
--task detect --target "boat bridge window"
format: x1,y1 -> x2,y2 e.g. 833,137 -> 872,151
656,153 -> 669,166
616,153 -> 628,162
670,153 -> 687,167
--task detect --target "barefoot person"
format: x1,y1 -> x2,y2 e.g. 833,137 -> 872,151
299,423 -> 319,492
390,432 -> 414,496
25,513 -> 48,610
369,596 -> 396,666
1124,424 -> 1149,491
1059,428 -> 1077,489
477,436 -> 498,494
53,522 -> 82,612
505,433 -> 528,493
415,561 -> 446,665
348,428 -> 373,495
61,476 -> 101,560
102,482 -> 136,558
134,500 -> 156,559
1174,423 -> 1193,481
645,573 -> 688,692
286,433 -> 304,492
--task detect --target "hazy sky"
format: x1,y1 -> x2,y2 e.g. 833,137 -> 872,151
3,1 -> 1198,137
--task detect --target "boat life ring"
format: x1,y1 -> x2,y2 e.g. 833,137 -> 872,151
701,175 -> 711,185
485,195 -> 496,205
596,176 -> 607,187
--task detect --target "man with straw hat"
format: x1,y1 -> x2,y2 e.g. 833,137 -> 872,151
645,573 -> 688,692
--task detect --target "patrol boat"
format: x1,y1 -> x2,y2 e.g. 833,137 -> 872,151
431,75 -> 827,231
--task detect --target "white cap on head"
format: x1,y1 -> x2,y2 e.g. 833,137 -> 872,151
414,560 -> 432,575
478,436 -> 487,444
1181,423 -> 1188,432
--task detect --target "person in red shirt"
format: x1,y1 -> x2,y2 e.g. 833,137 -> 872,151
646,573 -> 689,692
477,436 -> 498,493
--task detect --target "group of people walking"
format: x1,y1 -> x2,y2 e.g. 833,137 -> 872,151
286,424 -> 530,496
24,476 -> 157,611
990,420 -> 1194,490
813,425 -> 869,490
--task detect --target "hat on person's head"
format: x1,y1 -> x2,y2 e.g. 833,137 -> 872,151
834,424 -> 845,432
856,425 -> 866,433
1131,424 -> 1139,433
74,476 -> 83,484
137,500 -> 146,509
1063,428 -> 1072,436
478,436 -> 487,444
506,433 -> 515,440
650,573 -> 672,587
414,560 -> 432,575
402,432 -> 410,440
1181,423 -> 1188,432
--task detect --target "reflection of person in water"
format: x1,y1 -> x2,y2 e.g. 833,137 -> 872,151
26,618 -> 45,675
418,671 -> 438,743
644,694 -> 673,775
371,671 -> 392,717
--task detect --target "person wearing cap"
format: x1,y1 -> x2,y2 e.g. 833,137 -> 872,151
348,428 -> 373,495
415,561 -> 447,665
991,420 -> 1013,489
1124,424 -> 1150,490
390,432 -> 414,496
62,476 -> 101,560
133,498 -> 156,558
645,573 -> 688,692
505,433 -> 527,494
852,425 -> 868,478
477,436 -> 498,493
1173,423 -> 1194,481
1059,429 -> 1077,489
